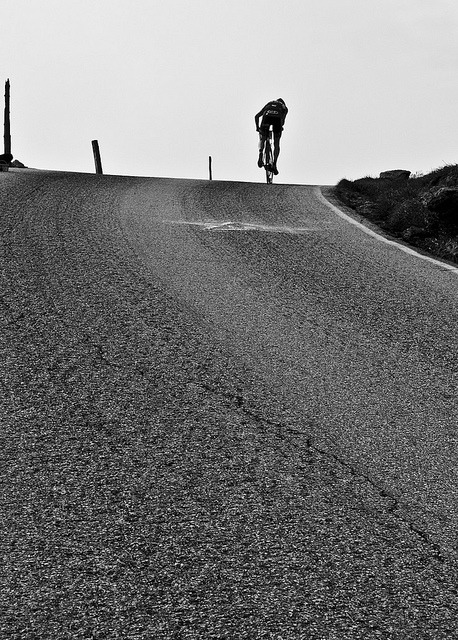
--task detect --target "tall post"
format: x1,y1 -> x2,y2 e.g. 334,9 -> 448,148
209,155 -> 212,180
92,140 -> 103,174
4,79 -> 11,156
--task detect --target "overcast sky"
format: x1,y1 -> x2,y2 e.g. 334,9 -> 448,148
3,0 -> 458,185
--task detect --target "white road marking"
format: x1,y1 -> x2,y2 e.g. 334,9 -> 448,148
316,187 -> 458,274
165,220 -> 323,234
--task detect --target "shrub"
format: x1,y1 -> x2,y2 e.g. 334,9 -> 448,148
334,164 -> 458,263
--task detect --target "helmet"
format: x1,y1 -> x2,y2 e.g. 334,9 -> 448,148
277,98 -> 286,105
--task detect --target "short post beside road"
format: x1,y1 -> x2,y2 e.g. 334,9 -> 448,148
4,79 -> 11,157
92,140 -> 103,174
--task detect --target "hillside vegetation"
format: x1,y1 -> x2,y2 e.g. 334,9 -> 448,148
334,165 -> 458,264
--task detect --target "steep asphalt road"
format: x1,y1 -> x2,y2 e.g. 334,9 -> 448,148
1,170 -> 457,639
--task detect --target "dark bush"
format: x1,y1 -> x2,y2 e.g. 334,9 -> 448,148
333,164 -> 458,263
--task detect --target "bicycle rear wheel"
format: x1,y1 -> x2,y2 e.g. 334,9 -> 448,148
264,136 -> 274,184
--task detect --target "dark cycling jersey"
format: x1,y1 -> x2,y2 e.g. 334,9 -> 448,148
262,100 -> 288,121
258,100 -> 288,134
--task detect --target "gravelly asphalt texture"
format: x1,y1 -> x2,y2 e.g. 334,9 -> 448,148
1,169 -> 457,639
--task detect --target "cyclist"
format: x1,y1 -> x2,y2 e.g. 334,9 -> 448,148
255,98 -> 288,175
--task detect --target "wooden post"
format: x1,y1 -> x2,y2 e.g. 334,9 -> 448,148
4,79 -> 11,156
92,140 -> 103,174
209,155 -> 212,180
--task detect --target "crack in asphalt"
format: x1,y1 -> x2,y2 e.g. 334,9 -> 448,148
201,381 -> 447,564
307,441 -> 447,564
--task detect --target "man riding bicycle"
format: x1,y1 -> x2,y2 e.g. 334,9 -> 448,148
255,98 -> 288,175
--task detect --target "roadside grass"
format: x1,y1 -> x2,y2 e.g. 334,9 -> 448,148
333,164 -> 458,264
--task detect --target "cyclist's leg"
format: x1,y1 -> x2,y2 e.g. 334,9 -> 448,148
258,128 -> 267,167
272,133 -> 281,173
273,124 -> 283,171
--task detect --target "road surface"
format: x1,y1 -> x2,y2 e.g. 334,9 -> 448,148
1,170 -> 457,639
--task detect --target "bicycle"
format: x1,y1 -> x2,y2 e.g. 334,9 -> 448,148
262,126 -> 275,184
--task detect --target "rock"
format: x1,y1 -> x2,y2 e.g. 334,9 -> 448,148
379,169 -> 411,180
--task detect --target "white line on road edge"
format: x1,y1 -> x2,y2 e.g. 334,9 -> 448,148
316,187 -> 458,274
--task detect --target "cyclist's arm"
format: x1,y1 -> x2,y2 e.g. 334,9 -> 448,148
255,104 -> 269,131
281,107 -> 288,126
